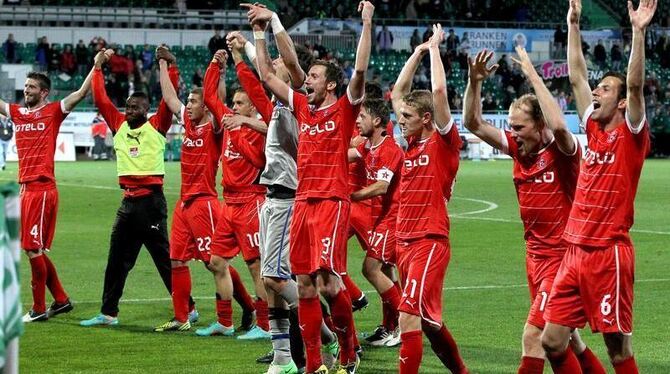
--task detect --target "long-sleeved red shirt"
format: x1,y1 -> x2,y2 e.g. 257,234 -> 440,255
203,62 -> 266,203
92,66 -> 178,197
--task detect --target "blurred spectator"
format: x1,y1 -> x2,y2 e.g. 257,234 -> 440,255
133,60 -> 150,95
208,29 -> 226,56
89,36 -> 107,51
410,29 -> 421,52
593,39 -> 607,68
35,36 -> 50,71
451,94 -> 463,111
553,25 -> 566,58
124,45 -> 136,62
0,114 -> 13,171
556,91 -> 568,112
459,32 -> 471,56
446,29 -> 460,53
2,33 -> 18,63
76,39 -> 90,76
611,43 -> 623,71
90,113 -> 108,160
377,25 -> 394,53
422,25 -> 433,43
141,44 -> 154,71
60,45 -> 76,75
482,92 -> 498,111
192,67 -> 203,87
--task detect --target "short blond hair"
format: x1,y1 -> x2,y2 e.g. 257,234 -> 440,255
402,90 -> 433,118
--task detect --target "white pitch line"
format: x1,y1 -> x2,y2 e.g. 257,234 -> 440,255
61,278 -> 670,305
451,197 -> 499,216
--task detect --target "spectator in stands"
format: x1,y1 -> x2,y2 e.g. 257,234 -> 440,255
384,83 -> 393,102
610,43 -> 623,71
90,112 -> 108,160
556,90 -> 568,112
446,28 -> 460,53
656,33 -> 669,68
422,25 -> 433,43
60,45 -> 76,75
124,45 -> 136,62
132,59 -> 150,96
482,92 -> 498,112
76,39 -> 89,76
410,29 -> 421,52
191,67 -> 203,88
553,25 -> 566,58
459,32 -> 471,55
108,47 -> 134,106
593,39 -> 607,68
35,36 -> 50,71
141,44 -> 154,71
451,93 -> 463,111
405,0 -> 418,19
89,36 -> 107,52
377,25 -> 394,53
208,29 -> 226,57
2,33 -> 17,63
0,114 -> 12,171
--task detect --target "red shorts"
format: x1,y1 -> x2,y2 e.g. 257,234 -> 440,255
210,195 -> 264,262
525,252 -> 564,329
170,198 -> 221,262
290,198 -> 350,275
20,184 -> 58,251
545,244 -> 635,334
348,201 -> 370,251
397,236 -> 450,327
366,223 -> 397,265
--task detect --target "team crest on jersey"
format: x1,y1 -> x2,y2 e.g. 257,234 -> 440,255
607,131 -> 618,143
538,157 -> 546,169
196,127 -> 204,136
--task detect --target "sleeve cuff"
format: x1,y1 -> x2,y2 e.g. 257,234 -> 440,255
288,88 -> 295,111
347,86 -> 364,106
625,110 -> 646,135
436,117 -> 454,135
580,103 -> 595,129
60,100 -> 70,114
179,105 -> 186,124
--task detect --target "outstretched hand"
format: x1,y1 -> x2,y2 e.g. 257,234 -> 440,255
241,2 -> 272,30
212,49 -> 229,67
226,31 -> 248,53
358,1 -> 375,22
94,48 -> 114,68
467,49 -> 499,83
628,0 -> 657,30
511,46 -> 536,79
429,24 -> 444,49
567,0 -> 581,25
156,46 -> 176,65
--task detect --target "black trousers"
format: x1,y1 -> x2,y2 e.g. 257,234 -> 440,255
100,190 -> 172,316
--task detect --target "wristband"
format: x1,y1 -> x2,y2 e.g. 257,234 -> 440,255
253,31 -> 266,40
271,13 -> 285,35
244,41 -> 257,61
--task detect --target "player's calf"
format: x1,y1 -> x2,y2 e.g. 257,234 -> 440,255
603,333 -> 635,365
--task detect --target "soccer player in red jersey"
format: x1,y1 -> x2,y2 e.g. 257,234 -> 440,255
390,24 -> 467,374
256,2 -> 374,372
348,99 -> 404,347
197,49 -> 271,339
463,48 -> 605,374
541,1 -> 656,373
151,54 -> 255,332
0,53 -> 97,322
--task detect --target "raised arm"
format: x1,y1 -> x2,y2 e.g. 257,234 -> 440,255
158,59 -> 183,115
348,1 -> 374,102
243,3 -> 306,88
228,126 -> 266,169
566,0 -> 592,119
253,23 -> 291,106
62,62 -> 96,112
514,46 -> 576,154
91,49 -> 124,132
203,50 -> 233,131
626,0 -> 657,129
463,49 -> 506,150
391,41 -> 429,117
152,47 -> 180,135
428,24 -> 451,129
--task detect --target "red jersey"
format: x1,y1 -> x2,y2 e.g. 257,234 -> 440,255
92,67 -> 176,197
203,62 -> 266,204
289,88 -> 362,201
178,105 -> 223,202
356,135 -> 403,228
385,120 -> 394,137
396,122 -> 461,240
501,130 -> 580,255
563,105 -> 650,248
7,101 -> 68,184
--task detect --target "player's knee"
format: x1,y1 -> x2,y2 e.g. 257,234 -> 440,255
399,312 -> 421,332
297,275 -> 317,298
208,256 -> 229,273
541,329 -> 566,354
522,324 -> 543,352
263,277 -> 283,294
25,249 -> 42,258
603,333 -> 633,362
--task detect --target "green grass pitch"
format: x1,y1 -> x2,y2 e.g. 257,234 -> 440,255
4,159 -> 669,373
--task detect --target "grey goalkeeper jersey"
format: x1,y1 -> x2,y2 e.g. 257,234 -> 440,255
259,102 -> 298,190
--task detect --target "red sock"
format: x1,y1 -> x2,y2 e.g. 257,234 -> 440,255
577,346 -> 606,374
329,290 -> 356,365
548,349 -> 583,374
171,266 -> 191,322
229,265 -> 255,312
399,330 -> 423,374
613,356 -> 638,374
43,254 -> 68,303
298,297 -> 324,373
29,256 -> 47,313
342,274 -> 363,301
424,324 -> 468,374
381,286 -> 401,331
518,356 -> 544,374
255,298 -> 269,331
215,295 -> 233,327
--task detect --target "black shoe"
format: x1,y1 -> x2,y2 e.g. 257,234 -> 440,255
256,350 -> 273,364
364,325 -> 392,346
46,299 -> 73,318
22,309 -> 48,322
351,294 -> 369,312
355,345 -> 363,360
240,309 -> 256,331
